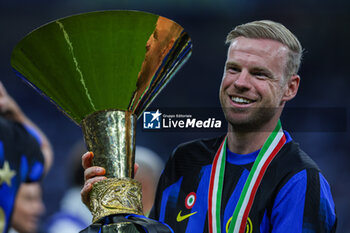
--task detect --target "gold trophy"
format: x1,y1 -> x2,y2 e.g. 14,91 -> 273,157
11,10 -> 191,232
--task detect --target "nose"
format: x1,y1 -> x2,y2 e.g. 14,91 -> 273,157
34,198 -> 45,216
233,70 -> 251,91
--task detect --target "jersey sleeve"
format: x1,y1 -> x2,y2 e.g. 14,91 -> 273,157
149,154 -> 173,220
149,173 -> 164,220
19,124 -> 45,182
270,169 -> 336,233
149,145 -> 181,221
21,124 -> 45,182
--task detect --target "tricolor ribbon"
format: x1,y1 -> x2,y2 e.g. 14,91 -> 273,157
208,120 -> 286,233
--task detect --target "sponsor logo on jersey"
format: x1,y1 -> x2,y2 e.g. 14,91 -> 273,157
176,192 -> 198,222
176,210 -> 198,222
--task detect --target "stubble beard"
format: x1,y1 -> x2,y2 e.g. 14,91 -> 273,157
224,106 -> 279,133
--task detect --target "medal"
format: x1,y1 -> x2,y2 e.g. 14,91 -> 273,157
208,120 -> 286,233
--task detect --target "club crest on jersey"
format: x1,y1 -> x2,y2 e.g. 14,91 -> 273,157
226,216 -> 253,233
185,192 -> 196,209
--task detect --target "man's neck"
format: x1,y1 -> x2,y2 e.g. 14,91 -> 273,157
226,119 -> 279,154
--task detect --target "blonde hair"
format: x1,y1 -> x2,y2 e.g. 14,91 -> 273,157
226,20 -> 303,77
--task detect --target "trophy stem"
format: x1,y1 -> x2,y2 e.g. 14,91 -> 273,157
81,110 -> 143,223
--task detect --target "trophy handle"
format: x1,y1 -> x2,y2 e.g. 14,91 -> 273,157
81,110 -> 143,222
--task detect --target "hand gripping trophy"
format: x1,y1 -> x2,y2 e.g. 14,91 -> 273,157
11,10 -> 192,233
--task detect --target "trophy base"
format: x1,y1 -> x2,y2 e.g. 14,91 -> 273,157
79,215 -> 173,233
90,178 -> 143,223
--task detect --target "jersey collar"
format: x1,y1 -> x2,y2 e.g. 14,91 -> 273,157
226,130 -> 292,165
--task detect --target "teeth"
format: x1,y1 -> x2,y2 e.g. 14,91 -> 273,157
231,96 -> 252,104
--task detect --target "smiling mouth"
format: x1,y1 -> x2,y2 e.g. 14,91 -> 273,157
230,96 -> 255,104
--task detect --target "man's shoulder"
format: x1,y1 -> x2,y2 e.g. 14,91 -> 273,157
173,135 -> 225,156
0,117 -> 44,173
263,140 -> 321,194
0,117 -> 19,137
275,140 -> 320,172
167,135 -> 226,169
0,117 -> 32,142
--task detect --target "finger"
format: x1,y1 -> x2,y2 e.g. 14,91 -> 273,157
81,182 -> 92,207
86,176 -> 107,186
82,151 -> 94,169
84,166 -> 106,181
81,176 -> 107,207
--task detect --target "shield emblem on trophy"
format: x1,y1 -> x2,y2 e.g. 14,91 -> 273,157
11,10 -> 191,232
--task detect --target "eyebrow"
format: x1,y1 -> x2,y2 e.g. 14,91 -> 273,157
225,61 -> 240,67
225,61 -> 274,79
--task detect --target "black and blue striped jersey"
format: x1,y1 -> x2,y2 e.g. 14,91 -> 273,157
0,117 -> 44,233
149,132 -> 337,233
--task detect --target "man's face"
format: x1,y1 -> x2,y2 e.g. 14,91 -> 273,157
11,183 -> 45,233
219,37 -> 290,131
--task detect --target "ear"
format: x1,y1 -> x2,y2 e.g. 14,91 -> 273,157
282,74 -> 300,102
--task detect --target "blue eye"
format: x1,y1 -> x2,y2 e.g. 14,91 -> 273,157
250,70 -> 273,80
253,72 -> 268,78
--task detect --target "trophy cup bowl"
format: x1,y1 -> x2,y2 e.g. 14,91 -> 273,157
11,10 -> 191,232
